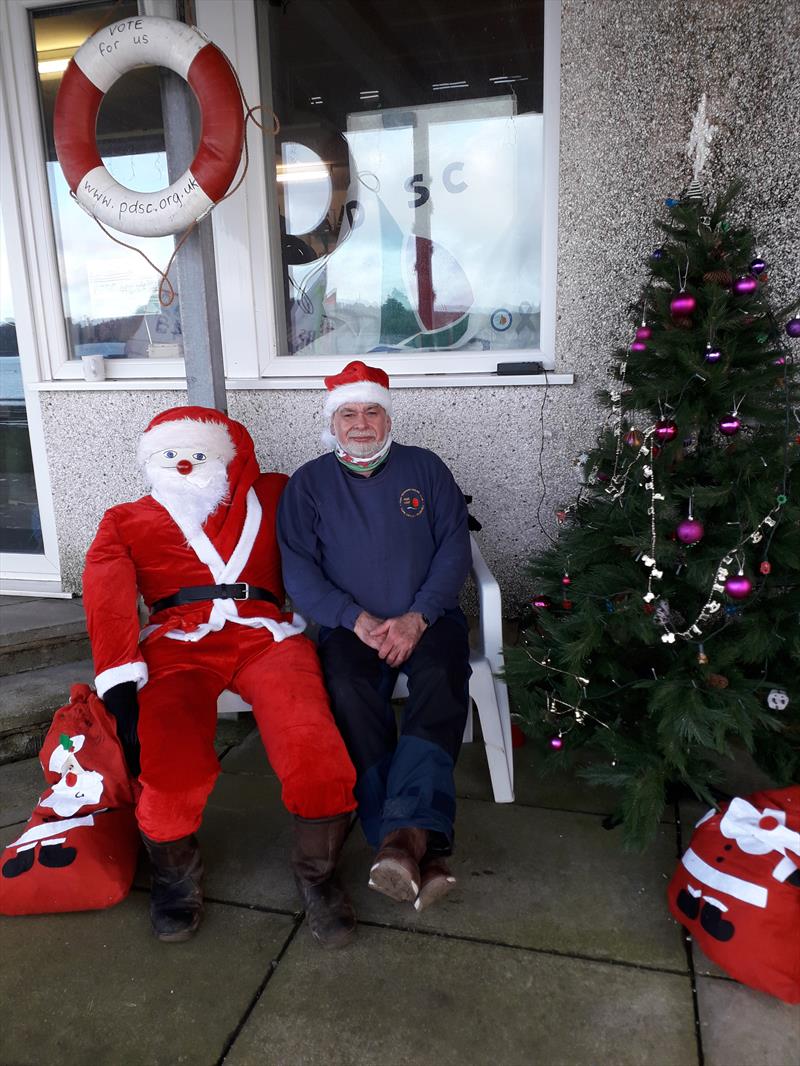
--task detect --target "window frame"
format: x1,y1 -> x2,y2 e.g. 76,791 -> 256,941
2,0 -> 563,387
198,0 -> 562,382
2,0 -> 186,382
0,41 -> 63,586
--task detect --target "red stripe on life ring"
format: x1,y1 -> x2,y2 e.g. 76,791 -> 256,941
187,44 -> 245,204
54,62 -> 104,192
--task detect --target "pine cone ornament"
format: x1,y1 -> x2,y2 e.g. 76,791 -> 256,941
703,269 -> 733,286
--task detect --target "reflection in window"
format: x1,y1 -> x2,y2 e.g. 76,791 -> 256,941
0,220 -> 43,553
258,0 -> 546,359
32,0 -> 186,361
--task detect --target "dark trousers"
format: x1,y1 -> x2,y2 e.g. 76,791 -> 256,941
317,612 -> 471,851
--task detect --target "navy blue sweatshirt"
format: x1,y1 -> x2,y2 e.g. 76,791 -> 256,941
277,443 -> 471,630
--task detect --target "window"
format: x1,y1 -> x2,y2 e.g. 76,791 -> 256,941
251,0 -> 557,375
31,0 -> 187,366
0,218 -> 43,554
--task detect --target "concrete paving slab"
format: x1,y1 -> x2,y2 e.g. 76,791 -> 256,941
696,975 -> 800,1066
225,923 -> 698,1066
0,821 -> 25,849
222,726 -> 639,821
0,756 -> 40,827
340,797 -> 687,971
0,658 -> 95,761
456,734 -> 629,814
689,940 -> 730,981
0,897 -> 294,1066
214,716 -> 256,756
195,771 -> 298,912
0,657 -> 94,724
0,596 -> 86,642
219,724 -> 276,776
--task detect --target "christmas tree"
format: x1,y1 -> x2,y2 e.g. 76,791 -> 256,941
505,180 -> 800,848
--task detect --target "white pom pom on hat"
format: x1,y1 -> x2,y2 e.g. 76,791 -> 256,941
137,406 -> 237,468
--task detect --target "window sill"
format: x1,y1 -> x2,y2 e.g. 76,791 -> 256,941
31,372 -> 574,392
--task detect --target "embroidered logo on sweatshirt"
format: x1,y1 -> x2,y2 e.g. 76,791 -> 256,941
399,488 -> 425,518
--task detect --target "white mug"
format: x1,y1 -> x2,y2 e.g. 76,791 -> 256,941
81,355 -> 106,381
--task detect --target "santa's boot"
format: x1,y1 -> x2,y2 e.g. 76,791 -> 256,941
292,813 -> 356,949
369,826 -> 428,904
140,833 -> 204,942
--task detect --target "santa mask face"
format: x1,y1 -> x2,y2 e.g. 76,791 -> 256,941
149,446 -> 215,483
145,445 -> 230,532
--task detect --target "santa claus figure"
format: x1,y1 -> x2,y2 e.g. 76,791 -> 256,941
83,406 -> 357,946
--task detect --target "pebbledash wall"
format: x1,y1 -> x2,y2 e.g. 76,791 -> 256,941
39,0 -> 800,609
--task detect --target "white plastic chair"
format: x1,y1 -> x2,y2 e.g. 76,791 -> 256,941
217,534 -> 514,803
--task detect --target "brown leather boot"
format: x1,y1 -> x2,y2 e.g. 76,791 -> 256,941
292,813 -> 356,949
140,833 -> 204,943
414,854 -> 457,911
369,826 -> 428,903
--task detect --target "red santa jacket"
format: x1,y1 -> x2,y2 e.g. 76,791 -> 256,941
83,415 -> 303,697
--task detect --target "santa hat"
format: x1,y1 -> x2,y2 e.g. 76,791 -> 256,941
322,361 -> 392,421
137,406 -> 237,468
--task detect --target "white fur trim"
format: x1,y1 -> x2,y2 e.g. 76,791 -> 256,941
156,614 -> 306,643
322,381 -> 392,420
137,489 -> 306,643
95,660 -> 148,699
137,417 -> 236,467
222,489 -> 262,583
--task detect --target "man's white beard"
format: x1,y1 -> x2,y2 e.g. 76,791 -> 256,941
146,461 -> 230,537
338,432 -> 391,459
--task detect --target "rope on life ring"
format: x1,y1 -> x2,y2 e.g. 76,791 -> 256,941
54,15 -> 244,239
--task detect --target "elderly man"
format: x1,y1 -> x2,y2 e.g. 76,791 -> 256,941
277,361 -> 472,911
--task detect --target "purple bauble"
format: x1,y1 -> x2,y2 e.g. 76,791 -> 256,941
654,419 -> 678,443
651,248 -> 665,261
635,325 -> 652,341
630,340 -> 648,352
719,415 -> 741,435
676,518 -> 705,544
786,316 -> 800,339
733,274 -> 758,296
774,356 -> 786,366
704,345 -> 722,363
750,257 -> 767,274
725,575 -> 752,599
549,736 -> 564,751
670,292 -> 696,316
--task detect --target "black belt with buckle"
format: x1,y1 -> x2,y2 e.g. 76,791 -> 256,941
150,583 -> 281,615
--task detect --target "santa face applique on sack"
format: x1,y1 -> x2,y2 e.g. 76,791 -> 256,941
667,787 -> 800,1003
40,733 -> 105,817
0,685 -> 140,915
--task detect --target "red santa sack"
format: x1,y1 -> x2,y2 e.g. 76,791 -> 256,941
0,684 -> 140,915
668,787 -> 800,1003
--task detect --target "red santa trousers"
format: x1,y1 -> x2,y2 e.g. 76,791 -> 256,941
135,626 -> 356,841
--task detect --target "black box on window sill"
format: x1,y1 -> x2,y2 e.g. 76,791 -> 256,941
496,362 -> 545,376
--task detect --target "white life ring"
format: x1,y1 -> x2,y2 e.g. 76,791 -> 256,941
54,15 -> 244,238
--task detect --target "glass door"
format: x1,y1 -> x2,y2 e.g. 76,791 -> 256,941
1,222 -> 43,555
0,183 -> 60,591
